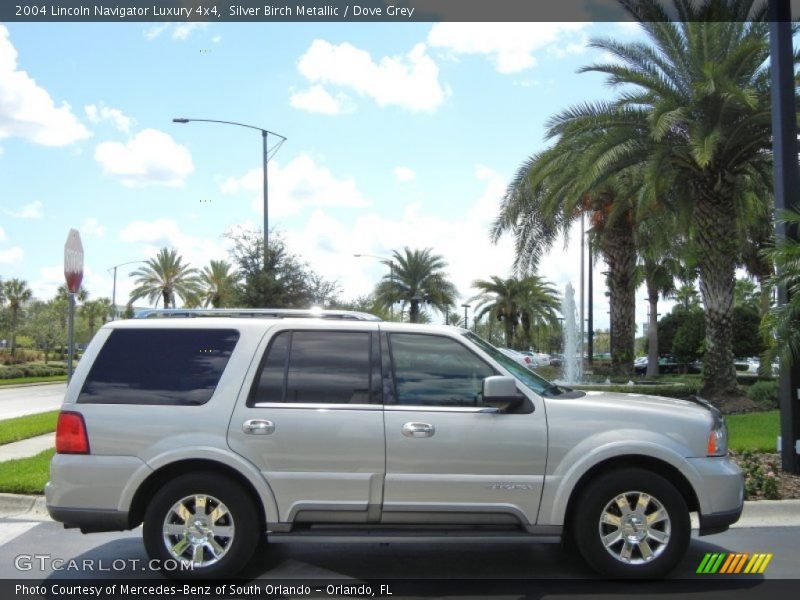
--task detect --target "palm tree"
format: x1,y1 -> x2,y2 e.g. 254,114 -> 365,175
532,1 -> 774,396
81,298 -> 113,337
129,248 -> 200,309
493,140 -> 643,374
374,248 -> 457,323
2,278 -> 32,354
471,275 -> 560,349
198,260 -> 240,308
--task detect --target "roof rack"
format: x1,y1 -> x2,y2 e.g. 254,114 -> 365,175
133,308 -> 382,322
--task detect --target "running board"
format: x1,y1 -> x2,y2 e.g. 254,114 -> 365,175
268,528 -> 560,544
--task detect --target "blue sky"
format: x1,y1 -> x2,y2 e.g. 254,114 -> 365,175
0,20 -> 658,333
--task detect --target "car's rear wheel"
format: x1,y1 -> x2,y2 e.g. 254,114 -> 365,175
571,468 -> 690,578
143,472 -> 260,579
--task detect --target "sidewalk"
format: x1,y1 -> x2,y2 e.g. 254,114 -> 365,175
0,433 -> 54,461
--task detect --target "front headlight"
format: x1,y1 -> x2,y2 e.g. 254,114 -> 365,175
707,414 -> 728,456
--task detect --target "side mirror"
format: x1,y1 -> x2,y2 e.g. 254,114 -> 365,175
482,375 -> 526,412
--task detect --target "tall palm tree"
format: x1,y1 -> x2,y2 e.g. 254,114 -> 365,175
493,140 -> 644,374
374,248 -> 457,323
533,1 -> 774,396
129,248 -> 200,309
2,278 -> 32,354
471,275 -> 560,349
198,260 -> 240,308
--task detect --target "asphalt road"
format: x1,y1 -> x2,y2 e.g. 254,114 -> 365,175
0,384 -> 65,420
0,518 -> 797,587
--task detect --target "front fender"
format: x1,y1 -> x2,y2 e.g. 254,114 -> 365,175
537,431 -> 705,526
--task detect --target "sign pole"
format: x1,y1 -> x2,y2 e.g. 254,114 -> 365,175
67,293 -> 75,381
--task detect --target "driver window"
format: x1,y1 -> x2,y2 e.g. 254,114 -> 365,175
389,333 -> 495,407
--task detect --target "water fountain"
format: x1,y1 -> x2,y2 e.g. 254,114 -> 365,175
560,282 -> 583,384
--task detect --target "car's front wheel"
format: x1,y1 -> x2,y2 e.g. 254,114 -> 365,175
571,468 -> 690,578
143,472 -> 260,579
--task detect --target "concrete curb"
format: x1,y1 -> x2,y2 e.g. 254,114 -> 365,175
0,381 -> 66,390
1,493 -> 798,526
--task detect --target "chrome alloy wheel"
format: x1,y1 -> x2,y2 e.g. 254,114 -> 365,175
162,494 -> 235,567
598,491 -> 671,564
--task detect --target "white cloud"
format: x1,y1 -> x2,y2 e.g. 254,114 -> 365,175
143,23 -> 208,41
290,85 -> 353,115
172,23 -> 209,40
81,217 -> 105,237
94,128 -> 194,187
0,225 -> 5,241
295,40 -> 446,112
0,246 -> 23,264
221,154 -> 369,218
427,23 -> 589,74
84,103 -> 133,133
6,200 -> 43,219
211,35 -> 222,44
393,166 -> 415,182
0,25 -> 91,146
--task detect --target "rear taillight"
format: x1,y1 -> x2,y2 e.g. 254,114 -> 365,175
524,357 -> 532,364
56,411 -> 90,454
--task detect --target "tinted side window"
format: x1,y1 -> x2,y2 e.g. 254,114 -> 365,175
251,331 -> 373,405
78,329 -> 239,405
389,333 -> 495,407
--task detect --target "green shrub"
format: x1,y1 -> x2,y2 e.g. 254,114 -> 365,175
0,363 -> 66,379
739,450 -> 780,500
747,380 -> 779,409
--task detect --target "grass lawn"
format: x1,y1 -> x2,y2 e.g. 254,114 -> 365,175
0,448 -> 53,494
0,375 -> 67,386
727,410 -> 779,453
0,411 -> 59,445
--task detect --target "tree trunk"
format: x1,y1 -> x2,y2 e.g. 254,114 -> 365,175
693,184 -> 738,398
599,217 -> 637,377
646,286 -> 660,378
410,299 -> 420,323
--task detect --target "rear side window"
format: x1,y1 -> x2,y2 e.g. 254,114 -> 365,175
250,330 -> 375,405
78,329 -> 239,405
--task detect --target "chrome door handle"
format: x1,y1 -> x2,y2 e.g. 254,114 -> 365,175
401,422 -> 435,438
243,419 -> 274,435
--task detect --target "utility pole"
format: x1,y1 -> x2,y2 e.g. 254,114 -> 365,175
769,0 -> 800,474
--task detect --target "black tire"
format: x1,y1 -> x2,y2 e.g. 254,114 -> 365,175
571,468 -> 690,579
143,472 -> 260,579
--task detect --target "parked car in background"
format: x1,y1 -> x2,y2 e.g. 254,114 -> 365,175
499,348 -> 535,369
634,355 -> 679,376
520,351 -> 551,367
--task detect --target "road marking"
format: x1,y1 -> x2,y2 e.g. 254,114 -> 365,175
0,521 -> 38,548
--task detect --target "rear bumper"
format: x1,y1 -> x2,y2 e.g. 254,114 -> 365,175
46,505 -> 129,533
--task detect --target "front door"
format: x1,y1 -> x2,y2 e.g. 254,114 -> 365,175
228,324 -> 385,524
381,331 -> 548,526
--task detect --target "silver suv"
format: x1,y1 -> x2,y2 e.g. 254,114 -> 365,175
46,309 -> 743,579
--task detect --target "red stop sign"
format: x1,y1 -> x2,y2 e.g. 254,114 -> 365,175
64,229 -> 84,293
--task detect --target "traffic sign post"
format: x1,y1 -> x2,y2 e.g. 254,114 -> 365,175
64,229 -> 84,382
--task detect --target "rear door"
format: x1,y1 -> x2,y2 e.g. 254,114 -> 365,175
228,323 -> 385,524
381,331 -> 548,526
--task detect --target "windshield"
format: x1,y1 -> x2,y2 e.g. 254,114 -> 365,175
463,331 -> 554,395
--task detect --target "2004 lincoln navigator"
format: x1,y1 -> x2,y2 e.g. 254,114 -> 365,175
46,309 -> 743,579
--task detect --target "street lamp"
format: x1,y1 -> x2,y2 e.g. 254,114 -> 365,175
172,118 -> 286,264
354,253 -> 395,319
108,260 -> 146,320
461,303 -> 471,330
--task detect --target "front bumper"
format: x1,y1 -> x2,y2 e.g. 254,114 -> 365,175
688,455 -> 745,536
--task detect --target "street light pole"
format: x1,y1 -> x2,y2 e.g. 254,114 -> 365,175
173,118 -> 286,265
462,303 -> 470,330
108,260 -> 146,320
